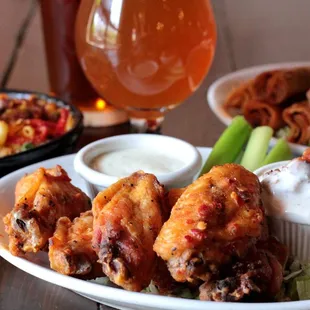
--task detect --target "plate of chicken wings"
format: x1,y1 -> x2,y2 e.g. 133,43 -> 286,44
1,149 -> 310,310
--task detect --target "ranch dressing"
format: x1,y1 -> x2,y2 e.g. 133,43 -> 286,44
91,148 -> 185,177
259,158 -> 310,224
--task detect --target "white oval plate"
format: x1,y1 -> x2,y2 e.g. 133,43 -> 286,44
1,152 -> 310,310
207,61 -> 310,155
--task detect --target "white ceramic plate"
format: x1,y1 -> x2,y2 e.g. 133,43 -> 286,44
207,61 -> 310,155
1,151 -> 310,310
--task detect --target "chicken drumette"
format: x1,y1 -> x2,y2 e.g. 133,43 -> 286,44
3,165 -> 91,256
199,236 -> 288,302
49,210 -> 99,276
92,171 -> 165,291
154,164 -> 265,283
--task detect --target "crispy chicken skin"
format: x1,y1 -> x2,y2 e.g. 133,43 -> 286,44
152,258 -> 186,295
301,148 -> 310,162
154,164 -> 264,283
3,166 -> 91,256
199,236 -> 288,302
49,210 -> 98,276
165,188 -> 186,214
92,171 -> 165,291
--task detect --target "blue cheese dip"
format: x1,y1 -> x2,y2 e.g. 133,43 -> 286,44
259,157 -> 310,224
91,148 -> 186,177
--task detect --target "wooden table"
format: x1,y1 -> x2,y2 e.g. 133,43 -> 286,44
1,0 -> 310,309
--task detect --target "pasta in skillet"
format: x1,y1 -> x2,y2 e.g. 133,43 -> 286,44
0,94 -> 75,158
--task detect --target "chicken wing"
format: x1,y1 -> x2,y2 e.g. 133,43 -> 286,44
48,210 -> 98,276
199,236 -> 288,302
3,165 -> 91,256
92,171 -> 165,291
165,188 -> 186,214
151,258 -> 184,294
154,164 -> 264,283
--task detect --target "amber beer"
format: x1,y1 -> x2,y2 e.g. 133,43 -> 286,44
40,0 -> 99,110
75,0 -> 216,119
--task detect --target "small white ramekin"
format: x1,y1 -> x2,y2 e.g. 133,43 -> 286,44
74,134 -> 202,195
255,161 -> 310,262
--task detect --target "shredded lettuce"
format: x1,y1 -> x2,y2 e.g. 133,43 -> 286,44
302,263 -> 310,276
284,269 -> 303,281
276,126 -> 291,139
21,142 -> 34,151
88,277 -> 111,286
284,259 -> 310,301
290,259 -> 302,272
296,276 -> 310,300
288,276 -> 299,301
177,288 -> 195,299
88,259 -> 310,301
143,281 -> 196,299
143,281 -> 159,295
89,278 -> 195,299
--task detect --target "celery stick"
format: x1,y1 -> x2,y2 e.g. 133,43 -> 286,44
198,116 -> 252,176
240,126 -> 273,171
234,148 -> 245,164
261,138 -> 293,166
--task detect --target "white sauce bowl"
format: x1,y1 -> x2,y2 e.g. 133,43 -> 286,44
74,134 -> 202,195
254,161 -> 310,262
254,161 -> 290,178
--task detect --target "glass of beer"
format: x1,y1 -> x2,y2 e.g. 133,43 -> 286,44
40,0 -> 99,109
75,0 -> 216,132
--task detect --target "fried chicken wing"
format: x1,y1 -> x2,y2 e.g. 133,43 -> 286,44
154,164 -> 264,283
49,210 -> 98,276
3,165 -> 91,256
165,188 -> 186,214
92,171 -> 165,291
151,258 -> 185,295
199,237 -> 288,302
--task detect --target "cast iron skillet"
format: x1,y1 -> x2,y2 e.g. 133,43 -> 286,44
0,89 -> 83,177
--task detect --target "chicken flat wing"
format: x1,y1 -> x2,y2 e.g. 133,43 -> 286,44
49,210 -> 99,276
92,171 -> 165,291
154,164 -> 264,283
3,165 -> 91,256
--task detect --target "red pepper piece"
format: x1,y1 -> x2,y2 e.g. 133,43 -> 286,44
6,135 -> 30,145
54,108 -> 69,136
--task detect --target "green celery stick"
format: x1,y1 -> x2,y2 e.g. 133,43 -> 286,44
240,126 -> 273,171
261,138 -> 293,166
234,148 -> 245,164
198,116 -> 252,176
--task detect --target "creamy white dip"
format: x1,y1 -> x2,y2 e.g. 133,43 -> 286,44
91,148 -> 186,177
259,158 -> 310,224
